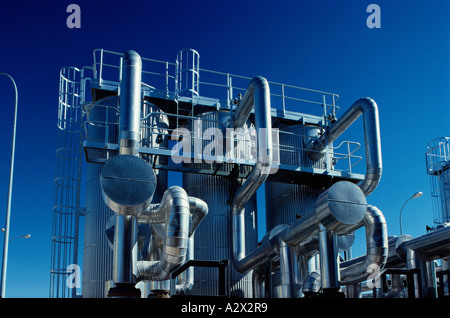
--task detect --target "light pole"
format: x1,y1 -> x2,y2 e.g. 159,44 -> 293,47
0,72 -> 18,298
1,229 -> 31,241
399,191 -> 423,235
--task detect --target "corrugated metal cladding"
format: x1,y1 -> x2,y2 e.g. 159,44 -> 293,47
266,124 -> 325,231
183,111 -> 257,297
82,97 -> 168,297
82,163 -> 114,297
439,166 -> 450,223
82,96 -> 118,297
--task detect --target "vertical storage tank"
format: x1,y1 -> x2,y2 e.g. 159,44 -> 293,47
183,110 -> 258,297
265,123 -> 325,231
264,123 -> 328,296
426,137 -> 450,225
82,96 -> 168,297
82,96 -> 118,297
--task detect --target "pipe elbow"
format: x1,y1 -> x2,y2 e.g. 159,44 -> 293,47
250,76 -> 269,90
340,205 -> 388,285
353,97 -> 378,113
188,197 -> 209,236
136,186 -> 190,281
306,97 -> 382,196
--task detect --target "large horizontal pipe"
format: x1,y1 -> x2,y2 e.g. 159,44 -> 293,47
233,181 -> 367,273
281,181 -> 367,245
396,223 -> 450,262
306,97 -> 382,196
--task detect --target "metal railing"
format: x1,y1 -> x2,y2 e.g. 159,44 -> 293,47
83,99 -> 362,175
426,137 -> 450,225
91,48 -> 339,119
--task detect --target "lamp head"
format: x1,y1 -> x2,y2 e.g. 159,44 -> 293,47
412,191 -> 423,199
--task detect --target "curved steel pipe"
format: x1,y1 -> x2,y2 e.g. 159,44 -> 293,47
302,271 -> 321,296
135,186 -> 190,281
231,76 -> 273,272
139,196 -> 208,235
136,187 -> 208,287
340,205 -> 388,285
175,236 -> 194,294
306,97 -> 382,196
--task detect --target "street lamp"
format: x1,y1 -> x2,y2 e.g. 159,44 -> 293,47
1,229 -> 31,241
399,191 -> 423,235
0,72 -> 18,298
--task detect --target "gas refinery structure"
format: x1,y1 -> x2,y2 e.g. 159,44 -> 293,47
50,49 -> 450,298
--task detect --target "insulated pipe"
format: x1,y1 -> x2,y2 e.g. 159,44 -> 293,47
318,223 -> 339,290
119,50 -> 142,156
135,186 -> 190,281
396,224 -> 450,297
175,236 -> 194,294
302,271 -> 321,296
252,265 -> 266,298
231,76 -> 273,272
107,51 -> 144,293
306,97 -> 382,196
278,241 -> 298,297
187,197 -> 209,237
137,194 -> 207,293
139,196 -> 208,236
281,181 -> 367,246
340,205 -> 388,285
233,181 -> 367,274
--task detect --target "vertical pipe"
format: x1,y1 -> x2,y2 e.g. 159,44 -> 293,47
278,242 -> 298,297
318,224 -> 339,291
112,50 -> 142,292
231,76 -> 273,273
119,50 -> 142,156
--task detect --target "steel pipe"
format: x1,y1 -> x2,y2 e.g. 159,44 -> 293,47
233,181 -> 367,274
340,205 -> 388,285
136,186 -> 190,281
306,97 -> 382,196
119,50 -> 142,156
231,76 -> 273,272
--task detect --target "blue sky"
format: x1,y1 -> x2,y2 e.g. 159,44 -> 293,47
0,0 -> 449,298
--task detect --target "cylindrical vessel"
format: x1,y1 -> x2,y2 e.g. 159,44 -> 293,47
183,111 -> 258,297
265,124 -> 324,231
82,96 -> 119,297
82,96 -> 168,297
438,165 -> 450,224
264,124 -> 324,295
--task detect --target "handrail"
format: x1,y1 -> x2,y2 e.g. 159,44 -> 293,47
90,48 -> 340,119
83,101 -> 363,174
